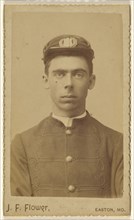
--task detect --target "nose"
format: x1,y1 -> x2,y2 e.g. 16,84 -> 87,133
64,73 -> 73,89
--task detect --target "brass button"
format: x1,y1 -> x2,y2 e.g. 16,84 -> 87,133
66,156 -> 73,162
65,129 -> 72,135
68,185 -> 75,192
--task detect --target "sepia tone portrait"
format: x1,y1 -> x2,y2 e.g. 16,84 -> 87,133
10,15 -> 123,199
4,4 -> 130,217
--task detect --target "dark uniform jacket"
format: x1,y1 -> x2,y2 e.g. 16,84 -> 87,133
11,113 -> 123,197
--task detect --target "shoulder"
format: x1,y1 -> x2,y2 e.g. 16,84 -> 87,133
86,114 -> 123,155
12,115 -> 52,145
88,114 -> 123,138
88,116 -> 123,157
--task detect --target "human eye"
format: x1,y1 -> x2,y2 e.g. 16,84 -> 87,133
73,71 -> 84,79
54,71 -> 65,79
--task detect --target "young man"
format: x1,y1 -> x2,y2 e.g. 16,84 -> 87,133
11,35 -> 123,197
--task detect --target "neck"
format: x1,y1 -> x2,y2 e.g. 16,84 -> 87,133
52,105 -> 86,118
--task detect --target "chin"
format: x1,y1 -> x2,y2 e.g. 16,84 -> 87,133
59,103 -> 80,112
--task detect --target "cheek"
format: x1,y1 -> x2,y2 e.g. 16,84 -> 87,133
77,84 -> 89,97
49,79 -> 58,88
49,81 -> 59,95
76,82 -> 89,92
51,78 -> 58,84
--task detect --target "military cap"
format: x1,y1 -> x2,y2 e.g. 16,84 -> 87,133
43,34 -> 94,64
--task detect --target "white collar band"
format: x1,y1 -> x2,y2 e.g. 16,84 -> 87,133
52,111 -> 87,127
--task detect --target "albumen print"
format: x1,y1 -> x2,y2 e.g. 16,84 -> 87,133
4,3 -> 130,217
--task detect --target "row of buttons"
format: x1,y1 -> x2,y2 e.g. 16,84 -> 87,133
66,129 -> 74,192
66,156 -> 74,191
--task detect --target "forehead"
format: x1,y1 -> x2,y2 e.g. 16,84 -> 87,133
48,56 -> 89,71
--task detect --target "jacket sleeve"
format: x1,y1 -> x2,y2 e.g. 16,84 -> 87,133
111,133 -> 123,197
11,134 -> 33,196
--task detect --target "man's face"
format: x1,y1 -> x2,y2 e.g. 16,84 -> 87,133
45,56 -> 95,116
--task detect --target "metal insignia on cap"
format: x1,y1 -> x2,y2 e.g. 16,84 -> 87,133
59,37 -> 77,48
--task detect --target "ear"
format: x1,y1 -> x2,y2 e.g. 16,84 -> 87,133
42,74 -> 49,89
88,74 -> 96,90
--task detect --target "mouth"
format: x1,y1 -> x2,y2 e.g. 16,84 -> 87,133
61,95 -> 76,98
60,95 -> 77,102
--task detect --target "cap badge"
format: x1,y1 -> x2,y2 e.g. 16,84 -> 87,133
59,37 -> 77,48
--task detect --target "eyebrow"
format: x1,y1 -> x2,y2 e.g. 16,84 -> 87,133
52,68 -> 87,74
72,68 -> 87,74
52,69 -> 67,74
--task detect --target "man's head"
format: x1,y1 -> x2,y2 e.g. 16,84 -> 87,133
42,35 -> 96,117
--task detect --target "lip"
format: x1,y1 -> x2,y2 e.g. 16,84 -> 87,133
61,95 -> 76,98
60,95 -> 77,102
